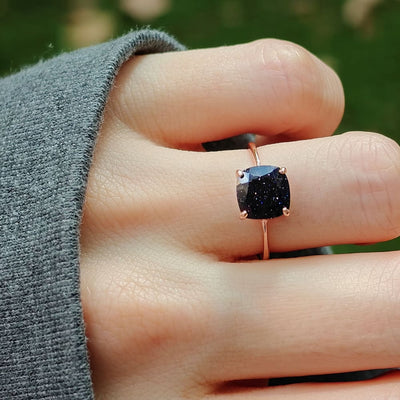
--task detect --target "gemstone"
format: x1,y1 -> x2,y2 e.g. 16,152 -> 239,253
236,165 -> 290,219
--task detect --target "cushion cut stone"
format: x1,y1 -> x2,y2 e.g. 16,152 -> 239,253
236,165 -> 290,219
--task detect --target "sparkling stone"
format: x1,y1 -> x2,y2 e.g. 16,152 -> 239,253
236,166 -> 290,219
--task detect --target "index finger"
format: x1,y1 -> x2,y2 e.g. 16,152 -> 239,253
107,39 -> 344,146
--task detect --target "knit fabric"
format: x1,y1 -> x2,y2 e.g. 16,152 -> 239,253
0,30 -> 184,400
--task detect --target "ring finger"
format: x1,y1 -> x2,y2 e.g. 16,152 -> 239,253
176,131 -> 400,258
84,130 -> 400,258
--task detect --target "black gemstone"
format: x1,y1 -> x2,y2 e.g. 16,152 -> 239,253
237,166 -> 290,219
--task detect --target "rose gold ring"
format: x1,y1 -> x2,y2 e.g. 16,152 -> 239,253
236,142 -> 291,259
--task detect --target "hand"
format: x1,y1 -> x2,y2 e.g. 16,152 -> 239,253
80,39 -> 400,399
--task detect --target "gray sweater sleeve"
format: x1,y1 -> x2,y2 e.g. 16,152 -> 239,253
0,30 -> 183,400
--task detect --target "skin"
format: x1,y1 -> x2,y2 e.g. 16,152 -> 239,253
79,39 -> 400,399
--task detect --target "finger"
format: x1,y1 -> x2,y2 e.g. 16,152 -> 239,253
180,131 -> 400,257
109,39 -> 344,146
207,252 -> 400,382
84,130 -> 400,257
212,371 -> 400,400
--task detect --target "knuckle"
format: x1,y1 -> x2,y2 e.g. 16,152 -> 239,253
249,39 -> 318,100
246,38 -> 344,129
376,256 -> 400,350
83,163 -> 137,230
374,256 -> 400,304
84,142 -> 171,231
340,132 -> 400,238
95,261 -> 217,357
252,38 -> 314,70
343,131 -> 400,169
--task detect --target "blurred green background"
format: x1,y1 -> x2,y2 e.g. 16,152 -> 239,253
1,0 -> 399,254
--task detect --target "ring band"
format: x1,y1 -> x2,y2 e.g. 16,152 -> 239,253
236,142 -> 291,259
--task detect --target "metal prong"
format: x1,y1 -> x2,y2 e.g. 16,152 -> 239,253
279,167 -> 287,175
240,210 -> 248,219
236,170 -> 245,178
282,207 -> 290,217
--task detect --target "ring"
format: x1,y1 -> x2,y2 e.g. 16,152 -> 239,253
236,142 -> 291,259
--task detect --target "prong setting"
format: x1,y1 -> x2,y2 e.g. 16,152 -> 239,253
237,166 -> 290,219
282,207 -> 290,217
236,169 -> 245,178
279,167 -> 287,175
240,210 -> 248,219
